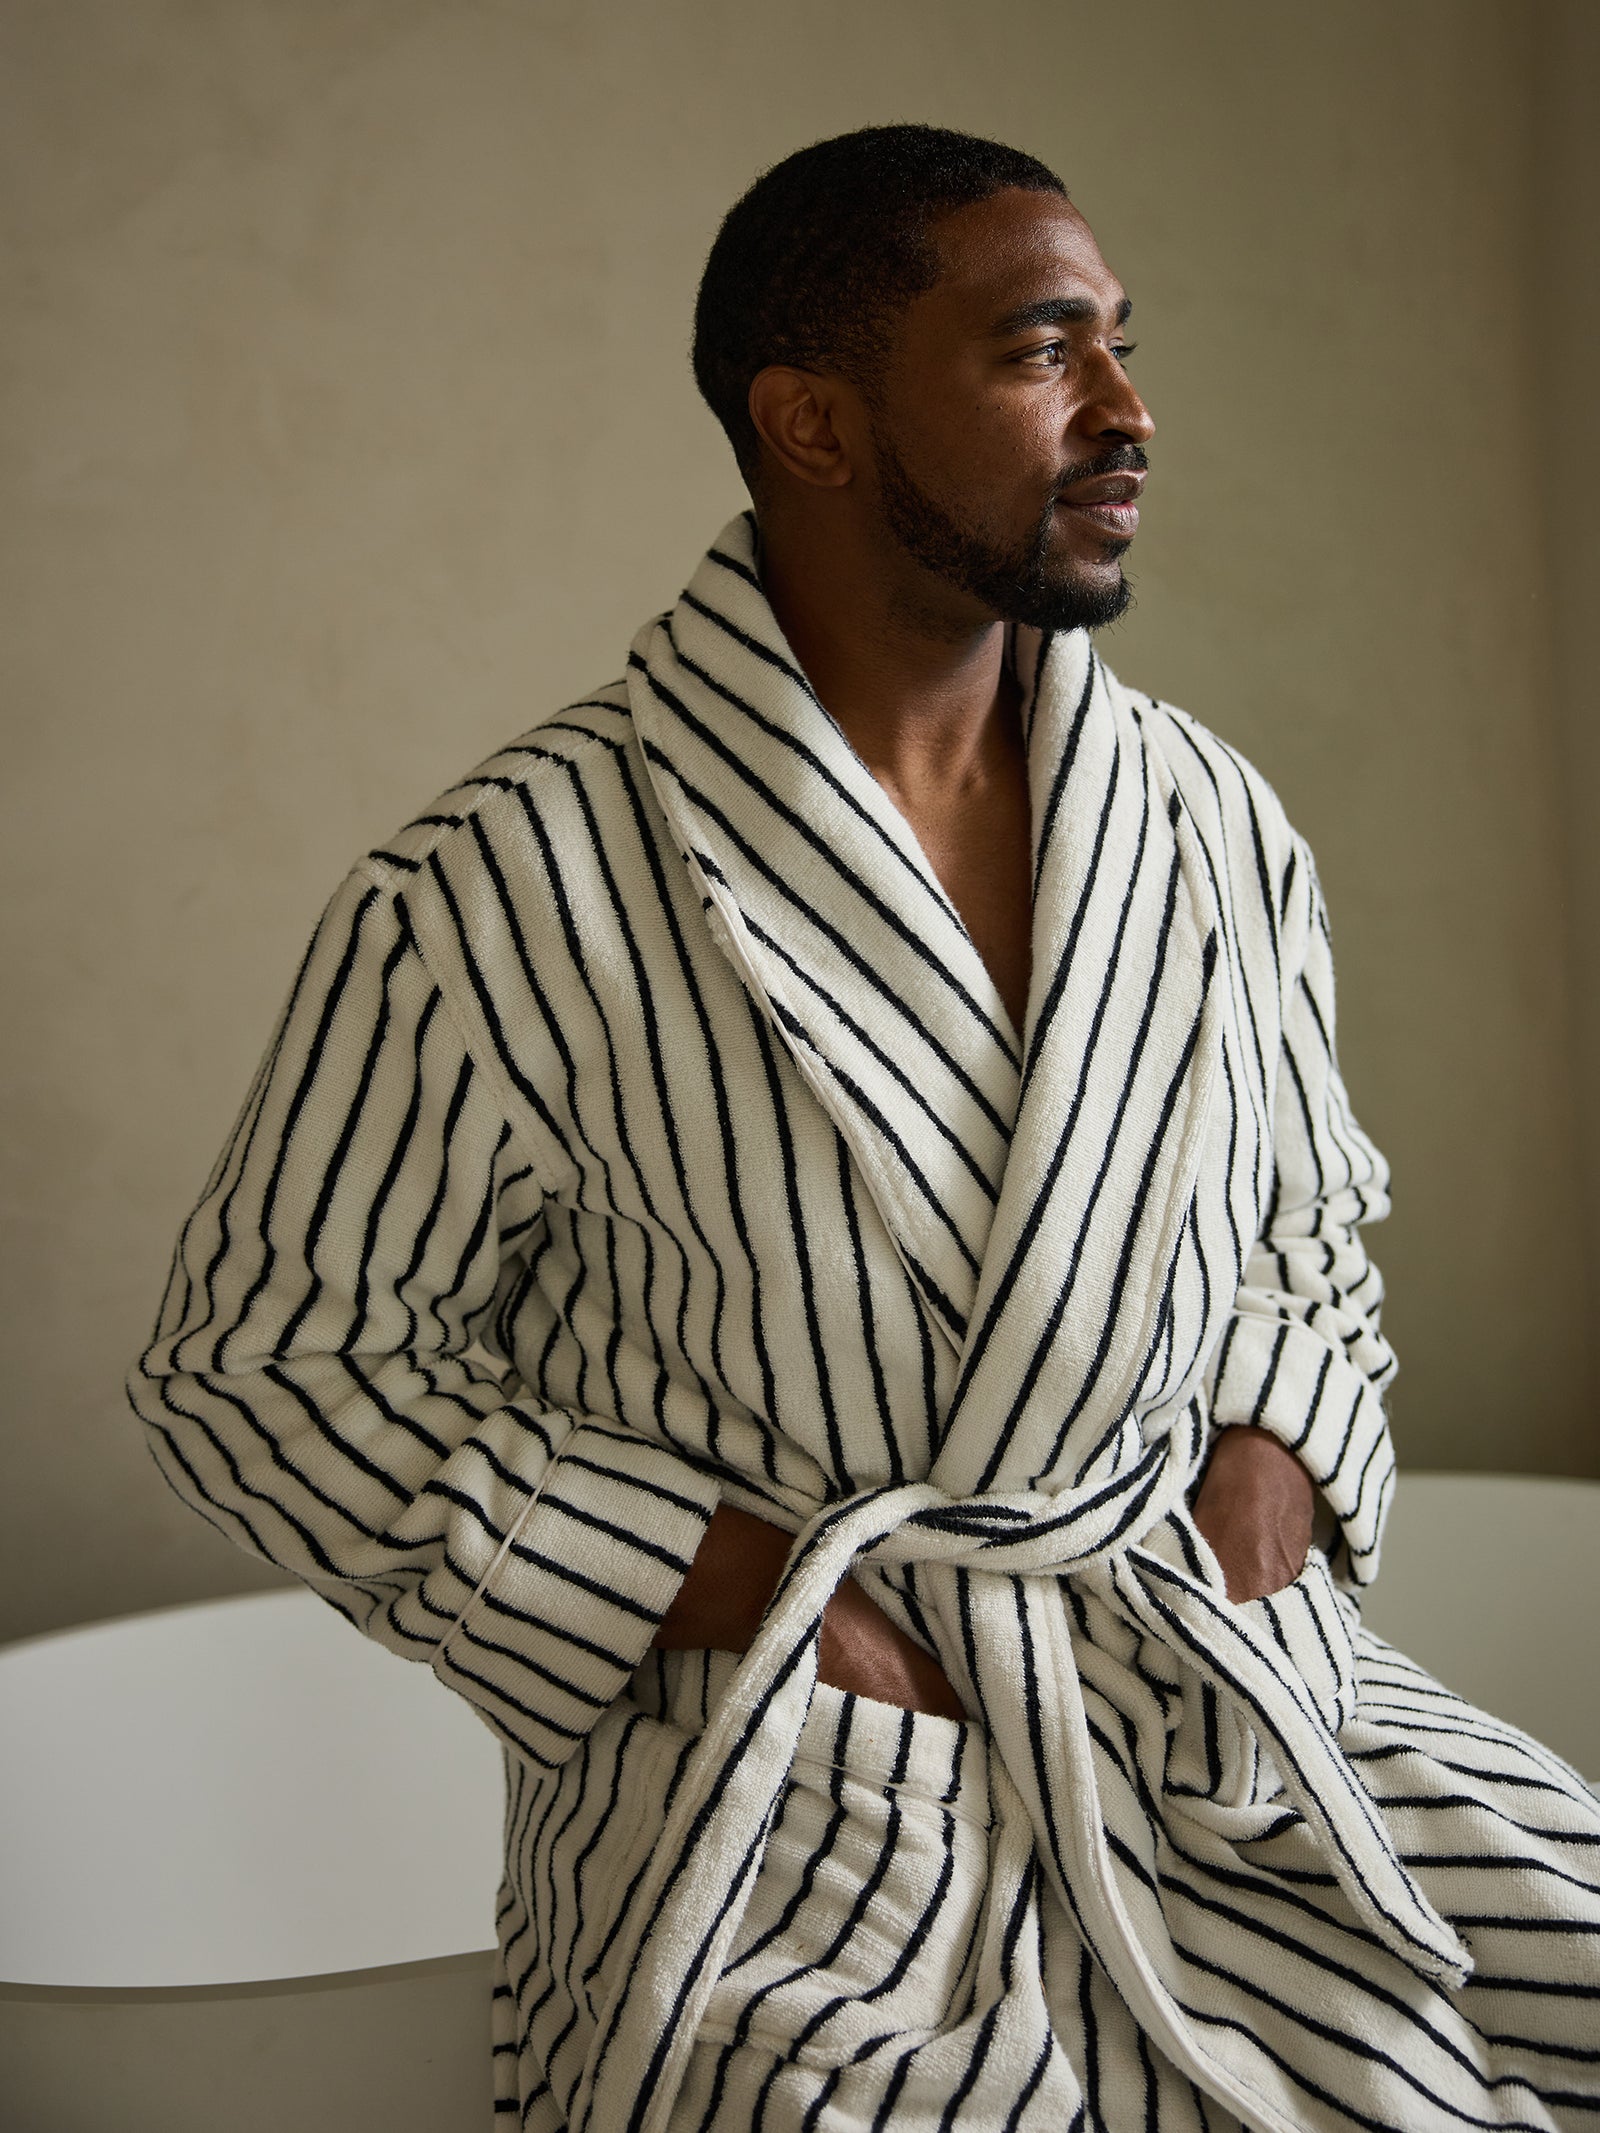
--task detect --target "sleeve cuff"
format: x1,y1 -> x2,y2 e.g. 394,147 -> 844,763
432,1422 -> 720,1767
1208,1312 -> 1395,1585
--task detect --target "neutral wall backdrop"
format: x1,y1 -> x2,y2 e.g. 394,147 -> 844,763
3,0 -> 1595,1645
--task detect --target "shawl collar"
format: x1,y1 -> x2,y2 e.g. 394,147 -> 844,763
630,517 -> 1223,1470
934,628 -> 1225,1495
628,516 -> 1021,1347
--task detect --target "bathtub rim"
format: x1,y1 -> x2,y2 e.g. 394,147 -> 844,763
0,1946 -> 494,2007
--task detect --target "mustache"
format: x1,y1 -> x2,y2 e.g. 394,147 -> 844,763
1054,444 -> 1149,495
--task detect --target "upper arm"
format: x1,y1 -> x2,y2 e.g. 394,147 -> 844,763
1205,836 -> 1398,1585
130,862 -> 719,1767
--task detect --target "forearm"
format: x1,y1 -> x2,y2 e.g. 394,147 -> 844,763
654,1502 -> 794,1652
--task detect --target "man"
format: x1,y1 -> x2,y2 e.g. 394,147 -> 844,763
131,126 -> 1600,2130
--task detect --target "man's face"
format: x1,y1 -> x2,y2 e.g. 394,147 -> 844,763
865,190 -> 1154,633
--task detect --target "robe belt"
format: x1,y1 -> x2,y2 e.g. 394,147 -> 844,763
576,1449 -> 1470,2133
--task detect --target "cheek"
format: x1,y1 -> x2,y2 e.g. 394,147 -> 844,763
882,377 -> 1064,523
942,411 -> 1063,509
975,396 -> 1069,493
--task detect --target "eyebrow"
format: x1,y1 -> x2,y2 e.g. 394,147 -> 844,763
993,294 -> 1133,335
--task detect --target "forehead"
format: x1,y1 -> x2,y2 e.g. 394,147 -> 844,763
907,190 -> 1125,341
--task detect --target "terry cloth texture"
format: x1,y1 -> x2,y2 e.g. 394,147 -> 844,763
131,514 -> 1600,2131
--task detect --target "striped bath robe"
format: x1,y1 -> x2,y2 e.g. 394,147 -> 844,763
132,514 -> 1600,2130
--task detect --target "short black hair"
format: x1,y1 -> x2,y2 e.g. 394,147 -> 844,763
692,123 -> 1068,474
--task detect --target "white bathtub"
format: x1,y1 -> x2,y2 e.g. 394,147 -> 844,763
2,1471 -> 1596,2130
0,1587 -> 503,2130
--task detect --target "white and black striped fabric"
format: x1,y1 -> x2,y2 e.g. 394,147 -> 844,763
132,514 -> 1600,2130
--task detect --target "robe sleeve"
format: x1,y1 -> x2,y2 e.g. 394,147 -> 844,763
127,863 -> 720,1770
1203,835 -> 1398,1587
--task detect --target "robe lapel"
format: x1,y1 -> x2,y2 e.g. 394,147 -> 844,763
932,633 -> 1225,1496
628,515 -> 1022,1348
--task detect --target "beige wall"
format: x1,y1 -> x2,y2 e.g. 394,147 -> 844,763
2,0 -> 1594,1645
1534,0 -> 1600,1403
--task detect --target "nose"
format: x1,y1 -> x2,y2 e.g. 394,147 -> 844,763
1080,352 -> 1155,447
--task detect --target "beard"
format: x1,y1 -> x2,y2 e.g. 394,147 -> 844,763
872,426 -> 1142,634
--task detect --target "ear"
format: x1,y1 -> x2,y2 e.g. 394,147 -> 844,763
747,366 -> 857,489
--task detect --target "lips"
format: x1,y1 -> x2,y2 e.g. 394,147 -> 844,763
1056,471 -> 1144,539
1060,472 -> 1145,505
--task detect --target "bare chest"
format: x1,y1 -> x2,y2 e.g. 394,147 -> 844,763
892,764 -> 1035,1038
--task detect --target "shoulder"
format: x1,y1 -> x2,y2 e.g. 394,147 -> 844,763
356,680 -> 638,890
1095,653 -> 1320,972
1103,656 -> 1305,872
1123,673 -> 1294,848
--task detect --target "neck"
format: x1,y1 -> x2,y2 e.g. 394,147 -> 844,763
755,506 -> 1021,806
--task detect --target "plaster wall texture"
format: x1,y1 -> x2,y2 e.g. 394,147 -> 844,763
1,0 -> 1593,1643
1534,0 -> 1600,1391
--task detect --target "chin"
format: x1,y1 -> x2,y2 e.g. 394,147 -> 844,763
1007,563 -> 1132,635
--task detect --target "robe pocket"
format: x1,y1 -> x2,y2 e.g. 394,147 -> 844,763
1161,1545 -> 1360,1809
697,1683 -> 994,2071
1231,1545 -> 1360,1738
551,1698 -> 696,2018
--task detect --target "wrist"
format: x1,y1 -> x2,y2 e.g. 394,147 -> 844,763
1206,1422 -> 1311,1489
654,1502 -> 793,1653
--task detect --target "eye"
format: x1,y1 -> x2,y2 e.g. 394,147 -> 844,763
1111,341 -> 1138,365
1019,339 -> 1071,367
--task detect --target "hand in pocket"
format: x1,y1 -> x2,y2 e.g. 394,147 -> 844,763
1191,1424 -> 1316,1602
656,1502 -> 965,1719
816,1570 -> 966,1720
